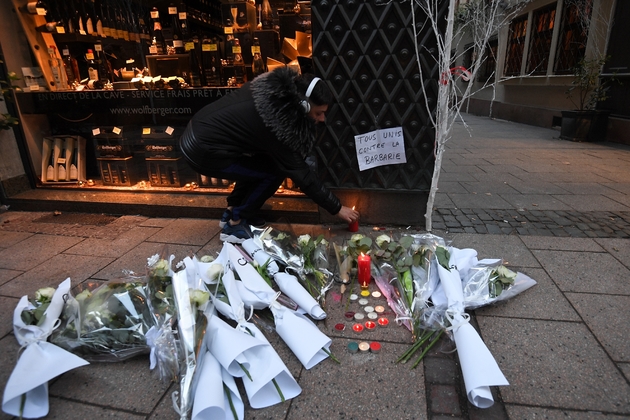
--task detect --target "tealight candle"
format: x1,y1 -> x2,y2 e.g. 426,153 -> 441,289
367,312 -> 378,320
364,306 -> 375,313
352,323 -> 364,333
358,298 -> 369,306
358,342 -> 370,352
344,311 -> 356,319
370,342 -> 381,353
335,323 -> 345,331
348,342 -> 359,353
354,313 -> 365,321
349,294 -> 358,301
374,305 -> 385,314
372,291 -> 382,298
357,253 -> 371,289
364,321 -> 376,330
377,317 -> 389,327
360,290 -> 371,297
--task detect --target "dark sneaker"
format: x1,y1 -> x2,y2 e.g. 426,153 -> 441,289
219,209 -> 232,228
220,220 -> 252,243
246,215 -> 266,228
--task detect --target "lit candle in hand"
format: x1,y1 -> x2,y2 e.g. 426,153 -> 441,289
348,206 -> 359,232
357,252 -> 371,289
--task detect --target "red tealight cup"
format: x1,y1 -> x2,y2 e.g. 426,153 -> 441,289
364,321 -> 376,331
348,219 -> 359,232
377,317 -> 389,327
370,342 -> 381,353
352,323 -> 364,333
335,323 -> 346,331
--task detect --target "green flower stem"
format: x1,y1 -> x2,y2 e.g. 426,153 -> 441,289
224,383 -> 238,420
411,330 -> 444,369
272,378 -> 285,402
396,330 -> 435,364
322,347 -> 340,364
239,363 -> 252,381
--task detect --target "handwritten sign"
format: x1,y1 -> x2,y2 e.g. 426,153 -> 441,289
354,127 -> 406,171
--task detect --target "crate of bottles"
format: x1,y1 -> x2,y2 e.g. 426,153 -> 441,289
98,156 -> 141,186
41,136 -> 87,184
146,157 -> 197,187
137,126 -> 183,158
92,126 -> 133,158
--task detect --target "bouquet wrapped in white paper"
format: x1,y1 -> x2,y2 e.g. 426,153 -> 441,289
205,245 -> 301,408
3,278 -> 89,419
242,239 -> 326,320
225,243 -> 334,370
434,246 -> 509,408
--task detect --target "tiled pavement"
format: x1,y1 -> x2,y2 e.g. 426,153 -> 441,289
1,114 -> 629,419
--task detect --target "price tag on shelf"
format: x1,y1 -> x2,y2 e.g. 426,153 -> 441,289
165,126 -> 174,135
57,158 -> 66,165
251,46 -> 261,54
179,12 -> 187,20
224,27 -> 233,34
142,128 -> 151,135
92,128 -> 101,136
168,6 -> 177,14
112,127 -> 122,135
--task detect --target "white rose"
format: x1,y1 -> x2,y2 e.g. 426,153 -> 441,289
497,265 -> 516,280
298,234 -> 311,247
375,234 -> 391,248
207,263 -> 224,281
190,289 -> 210,307
35,287 -> 56,303
319,238 -> 329,247
200,255 -> 215,263
350,233 -> 364,243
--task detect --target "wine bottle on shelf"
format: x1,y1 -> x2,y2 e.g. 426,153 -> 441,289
149,7 -> 166,55
178,2 -> 189,40
86,49 -> 99,82
94,40 -> 111,84
232,38 -> 245,86
90,0 -> 103,37
99,0 -> 111,38
261,0 -> 273,30
47,46 -> 68,90
82,0 -> 96,36
185,35 -> 202,87
52,0 -> 69,34
168,3 -> 185,54
251,36 -> 265,78
224,18 -> 234,65
23,0 -> 47,16
117,1 -> 130,41
201,35 -> 221,87
61,46 -> 80,87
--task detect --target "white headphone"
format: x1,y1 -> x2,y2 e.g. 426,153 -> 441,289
300,77 -> 321,113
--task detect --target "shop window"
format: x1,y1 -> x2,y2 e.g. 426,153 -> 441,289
554,0 -> 592,74
526,3 -> 557,75
504,15 -> 528,76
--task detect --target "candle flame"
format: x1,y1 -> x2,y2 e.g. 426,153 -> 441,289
352,206 -> 355,210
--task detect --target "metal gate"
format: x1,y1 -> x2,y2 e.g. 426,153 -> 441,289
311,0 -> 445,224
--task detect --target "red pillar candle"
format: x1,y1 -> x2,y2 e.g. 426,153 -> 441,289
348,206 -> 359,232
357,253 -> 371,289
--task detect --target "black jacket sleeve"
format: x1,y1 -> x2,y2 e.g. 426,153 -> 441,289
271,148 -> 342,215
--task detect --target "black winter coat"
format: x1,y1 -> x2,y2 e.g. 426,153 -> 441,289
179,68 -> 341,215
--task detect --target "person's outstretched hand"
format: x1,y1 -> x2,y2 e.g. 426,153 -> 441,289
337,205 -> 360,224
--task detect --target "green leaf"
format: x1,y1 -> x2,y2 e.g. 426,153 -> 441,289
399,236 -> 413,249
435,246 -> 451,270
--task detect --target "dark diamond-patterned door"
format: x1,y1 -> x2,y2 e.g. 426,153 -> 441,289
312,0 -> 443,204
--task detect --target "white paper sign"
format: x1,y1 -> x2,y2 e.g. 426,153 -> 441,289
354,127 -> 406,171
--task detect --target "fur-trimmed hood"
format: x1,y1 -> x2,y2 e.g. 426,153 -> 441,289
251,67 -> 316,156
